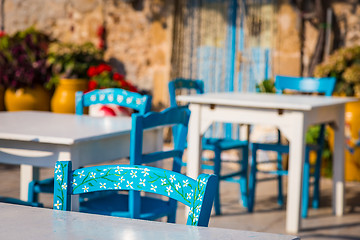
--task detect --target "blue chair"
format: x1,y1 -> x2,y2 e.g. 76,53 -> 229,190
53,161 -> 217,226
75,88 -> 152,115
0,196 -> 43,207
169,78 -> 249,215
248,76 -> 336,218
78,107 -> 193,222
28,88 -> 152,203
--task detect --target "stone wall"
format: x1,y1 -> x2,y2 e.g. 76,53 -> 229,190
3,0 -> 360,106
3,0 -> 173,107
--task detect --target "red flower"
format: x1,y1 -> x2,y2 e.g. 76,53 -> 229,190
97,26 -> 105,37
97,64 -> 112,74
87,66 -> 98,77
98,39 -> 105,50
0,31 -> 6,38
113,73 -> 124,81
99,106 -> 117,116
88,80 -> 98,91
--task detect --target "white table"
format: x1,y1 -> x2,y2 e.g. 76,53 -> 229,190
0,203 -> 299,240
177,92 -> 354,234
0,111 -> 162,208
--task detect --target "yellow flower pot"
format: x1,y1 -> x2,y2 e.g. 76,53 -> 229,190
328,99 -> 360,181
51,79 -> 88,114
4,85 -> 50,111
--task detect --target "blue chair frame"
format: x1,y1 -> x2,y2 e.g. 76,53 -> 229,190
79,107 -> 193,222
248,76 -> 336,218
169,78 -> 249,215
75,88 -> 152,115
53,161 -> 217,227
0,196 -> 43,207
28,88 -> 152,203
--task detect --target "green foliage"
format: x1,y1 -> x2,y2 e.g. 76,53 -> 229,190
46,42 -> 104,89
305,125 -> 332,178
256,79 -> 275,93
314,45 -> 360,96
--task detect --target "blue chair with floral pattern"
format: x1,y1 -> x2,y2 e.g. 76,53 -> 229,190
169,78 -> 249,215
28,88 -> 152,204
53,161 -> 217,226
75,88 -> 152,115
76,107 -> 197,222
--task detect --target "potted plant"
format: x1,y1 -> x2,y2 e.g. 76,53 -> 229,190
85,63 -> 139,117
47,41 -> 104,113
314,45 -> 360,181
0,27 -> 52,111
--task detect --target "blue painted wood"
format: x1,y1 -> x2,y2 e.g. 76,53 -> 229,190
53,163 -> 218,226
76,88 -> 152,115
169,78 -> 249,215
77,107 -> 193,223
0,197 -> 43,207
275,76 -> 336,96
28,88 -> 152,205
248,76 -> 336,218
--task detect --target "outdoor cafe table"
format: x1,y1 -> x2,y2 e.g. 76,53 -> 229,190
0,111 -> 162,209
177,92 -> 354,234
0,203 -> 299,240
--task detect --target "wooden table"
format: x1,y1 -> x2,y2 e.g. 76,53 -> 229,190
177,92 -> 354,234
0,203 -> 299,240
0,111 -> 162,208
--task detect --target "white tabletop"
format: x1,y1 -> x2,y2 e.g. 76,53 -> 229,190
0,111 -> 132,145
177,92 -> 354,110
0,203 -> 299,240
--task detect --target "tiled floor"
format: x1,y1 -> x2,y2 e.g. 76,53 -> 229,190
1,162 -> 359,240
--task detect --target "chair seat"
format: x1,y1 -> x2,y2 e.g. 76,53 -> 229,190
80,192 -> 172,220
203,138 -> 248,151
252,142 -> 321,153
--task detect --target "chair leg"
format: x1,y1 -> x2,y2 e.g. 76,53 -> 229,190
167,200 -> 177,223
28,180 -> 38,203
213,147 -> 222,215
276,152 -> 284,206
302,148 -> 311,218
248,144 -> 258,212
239,146 -> 248,208
312,148 -> 322,209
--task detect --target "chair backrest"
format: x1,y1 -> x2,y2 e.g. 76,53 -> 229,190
275,76 -> 336,97
75,88 -> 152,115
168,78 -> 204,107
130,107 -> 190,173
53,163 -> 217,227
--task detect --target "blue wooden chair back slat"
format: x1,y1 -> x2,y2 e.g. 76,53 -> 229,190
275,76 -> 336,97
141,150 -> 184,164
168,78 -> 204,107
140,107 -> 190,129
130,108 -> 190,169
53,162 -> 217,226
75,88 -> 152,115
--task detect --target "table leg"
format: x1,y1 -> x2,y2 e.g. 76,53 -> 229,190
333,105 -> 345,216
186,104 -> 202,179
20,165 -> 39,201
185,104 -> 202,219
283,113 -> 306,234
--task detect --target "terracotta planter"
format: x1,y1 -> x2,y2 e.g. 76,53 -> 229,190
4,85 -> 50,111
51,78 -> 88,114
